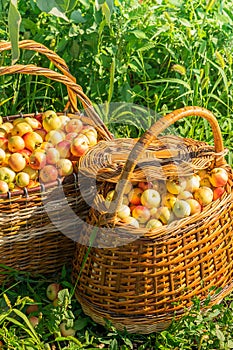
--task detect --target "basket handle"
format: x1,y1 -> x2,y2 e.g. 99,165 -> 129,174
0,64 -> 112,140
110,106 -> 227,216
0,40 -> 79,111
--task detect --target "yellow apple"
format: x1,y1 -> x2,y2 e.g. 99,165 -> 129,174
141,188 -> 161,208
8,135 -> 25,152
23,131 -> 43,152
8,153 -> 27,172
0,167 -> 16,183
194,186 -> 213,206
11,122 -> 33,137
0,180 -> 9,194
56,158 -> 73,177
15,172 -> 30,188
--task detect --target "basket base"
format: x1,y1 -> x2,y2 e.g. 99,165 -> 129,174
75,282 -> 233,334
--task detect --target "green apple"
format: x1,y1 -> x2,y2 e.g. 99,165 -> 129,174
172,199 -> 191,218
0,166 -> 16,183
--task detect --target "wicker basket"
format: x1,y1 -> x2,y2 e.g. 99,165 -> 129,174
0,40 -> 112,281
72,106 -> 233,334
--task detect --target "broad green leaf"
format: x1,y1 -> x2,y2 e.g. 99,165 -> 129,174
36,0 -> 69,21
8,0 -> 21,64
131,30 -> 147,39
70,10 -> 86,23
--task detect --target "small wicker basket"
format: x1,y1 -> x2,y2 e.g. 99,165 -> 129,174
72,106 -> 233,334
0,40 -> 112,281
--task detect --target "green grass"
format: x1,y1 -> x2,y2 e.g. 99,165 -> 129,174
1,0 -> 233,348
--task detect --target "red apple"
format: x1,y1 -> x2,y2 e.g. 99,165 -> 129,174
18,148 -> 32,164
132,205 -> 151,224
23,131 -> 43,151
213,186 -> 225,200
46,147 -> 60,165
29,150 -> 47,170
65,118 -> 83,134
46,283 -> 62,301
65,132 -> 78,141
26,303 -> 39,315
56,140 -> 71,158
28,316 -> 39,328
128,187 -> 143,205
35,128 -> 47,141
70,134 -> 89,157
39,164 -> 58,183
138,181 -> 153,191
59,322 -> 76,337
209,167 -> 228,187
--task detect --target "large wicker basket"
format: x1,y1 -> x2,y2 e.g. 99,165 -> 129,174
72,106 -> 233,334
0,40 -> 112,281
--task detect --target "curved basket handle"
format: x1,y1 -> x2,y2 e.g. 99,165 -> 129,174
110,106 -> 227,216
0,64 -> 112,140
0,40 -> 80,111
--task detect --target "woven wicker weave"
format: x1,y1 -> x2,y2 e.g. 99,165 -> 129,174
0,40 -> 112,281
72,106 -> 233,334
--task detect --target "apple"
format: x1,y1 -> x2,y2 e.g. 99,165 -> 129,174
65,118 -> 83,134
194,186 -> 214,206
0,167 -> 15,184
200,176 -> 212,188
172,199 -> 191,218
8,153 -> 26,172
150,207 -> 158,218
117,204 -> 131,220
0,180 -> 9,194
82,131 -> 97,147
23,131 -> 43,151
12,117 -> 25,126
141,189 -> 161,208
213,186 -> 225,201
23,166 -> 38,180
18,148 -> 32,164
46,147 -> 60,165
42,109 -> 57,120
35,128 -> 47,141
39,164 -> 58,183
209,167 -> 228,187
1,122 -> 13,134
56,140 -> 71,158
138,181 -> 153,191
59,322 -> 76,337
56,158 -> 73,177
146,218 -> 163,229
58,115 -> 70,130
132,205 -> 151,224
25,117 -> 42,129
161,193 -> 177,209
128,187 -> 143,205
186,198 -> 202,215
177,191 -> 193,200
29,150 -> 47,170
185,174 -> 200,192
70,134 -> 89,157
0,137 -> 8,150
28,316 -> 39,328
65,132 -> 78,141
7,135 -> 25,152
197,169 -> 208,179
0,128 -> 7,138
15,172 -> 30,188
0,149 -> 5,164
26,304 -> 39,315
122,216 -> 140,228
46,283 -> 62,301
166,177 -> 186,195
42,113 -> 62,132
45,130 -> 65,145
80,125 -> 98,139
155,206 -> 171,224
11,122 -> 33,136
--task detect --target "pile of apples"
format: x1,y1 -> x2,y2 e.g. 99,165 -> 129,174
105,167 -> 229,229
0,110 -> 98,194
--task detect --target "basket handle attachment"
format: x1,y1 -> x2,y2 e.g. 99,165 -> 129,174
110,106 -> 227,218
0,64 -> 112,140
